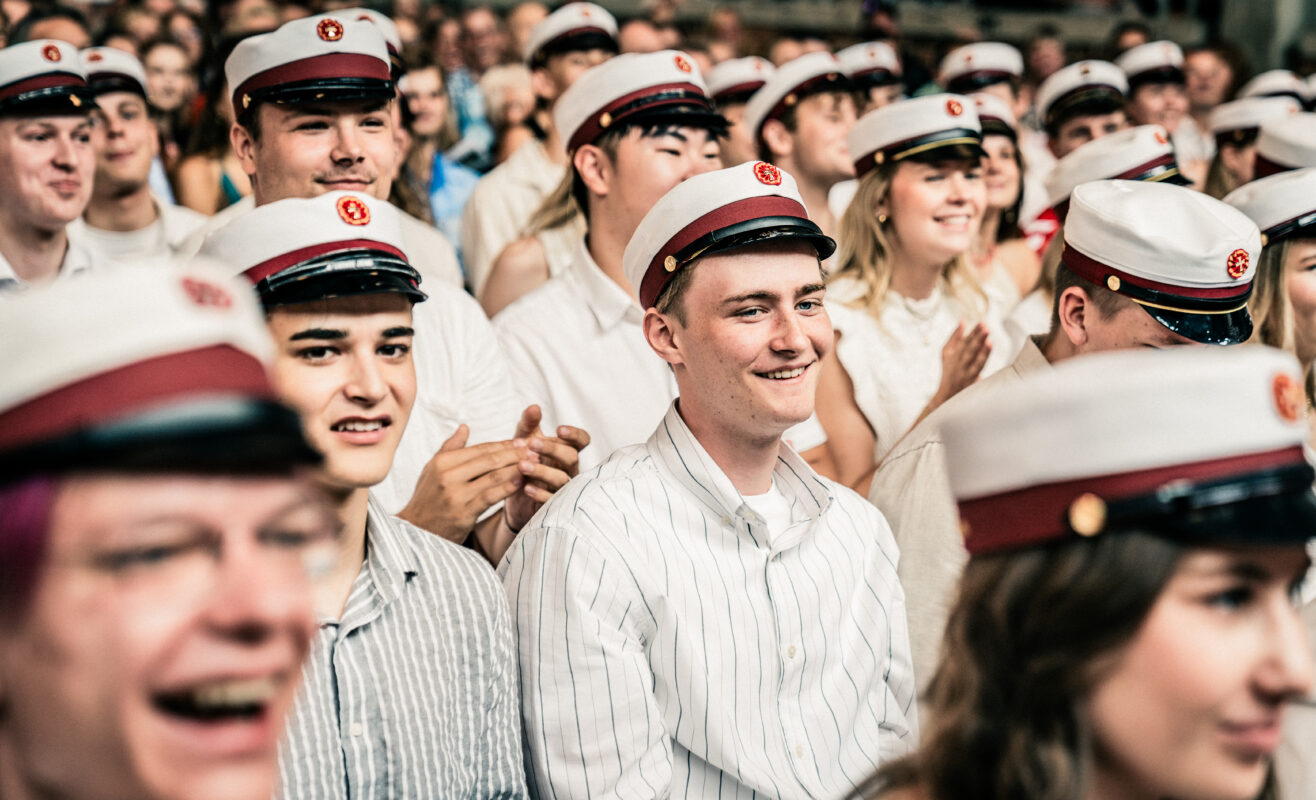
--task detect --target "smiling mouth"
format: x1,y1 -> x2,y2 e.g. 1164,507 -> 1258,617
154,677 -> 280,723
332,419 -> 388,433
936,215 -> 970,225
759,366 -> 807,380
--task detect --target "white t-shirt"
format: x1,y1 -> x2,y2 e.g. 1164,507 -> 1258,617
742,480 -> 793,549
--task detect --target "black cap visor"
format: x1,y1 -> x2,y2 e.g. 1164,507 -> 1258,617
0,83 -> 95,116
257,250 -> 427,309
1139,299 -> 1254,345
0,397 -> 320,485
242,77 -> 394,115
1101,462 -> 1316,548
679,215 -> 837,264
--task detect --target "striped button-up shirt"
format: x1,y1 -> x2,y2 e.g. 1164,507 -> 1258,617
500,403 -> 917,800
278,496 -> 527,799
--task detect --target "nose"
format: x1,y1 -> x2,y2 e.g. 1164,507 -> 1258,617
1255,599 -> 1315,704
344,353 -> 388,405
52,131 -> 78,169
330,119 -> 364,165
946,171 -> 972,203
205,534 -> 316,646
773,307 -> 811,355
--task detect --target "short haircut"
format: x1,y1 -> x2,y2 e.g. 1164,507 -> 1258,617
1049,260 -> 1131,331
9,3 -> 89,43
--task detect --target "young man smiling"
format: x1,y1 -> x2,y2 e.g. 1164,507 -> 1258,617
68,47 -> 205,270
198,191 -> 530,799
501,161 -> 916,798
1035,59 -> 1130,159
0,39 -> 102,292
210,15 -> 588,563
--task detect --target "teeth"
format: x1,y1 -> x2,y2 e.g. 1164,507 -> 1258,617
763,367 -> 806,380
938,215 -> 970,225
190,678 -> 279,710
335,420 -> 383,432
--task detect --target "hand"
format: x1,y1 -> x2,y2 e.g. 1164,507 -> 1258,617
933,322 -> 991,408
503,406 -> 592,531
397,424 -> 527,544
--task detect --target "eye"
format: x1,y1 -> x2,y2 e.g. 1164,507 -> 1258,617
295,345 -> 338,362
294,120 -> 330,131
797,298 -> 824,312
95,542 -> 194,571
1206,585 -> 1255,611
377,343 -> 410,357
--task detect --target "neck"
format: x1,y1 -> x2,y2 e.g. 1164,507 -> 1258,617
0,216 -> 69,285
1040,325 -> 1076,363
318,484 -> 370,617
887,240 -> 946,300
540,111 -> 566,166
83,183 -> 158,232
675,398 -> 781,494
585,201 -> 637,296
975,208 -> 1001,256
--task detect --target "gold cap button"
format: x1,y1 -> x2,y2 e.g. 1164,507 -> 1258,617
1106,275 -> 1121,291
663,255 -> 678,272
1068,492 -> 1107,537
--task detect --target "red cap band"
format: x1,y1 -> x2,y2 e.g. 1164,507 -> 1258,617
1061,244 -> 1252,302
0,72 -> 86,102
567,81 -> 708,151
232,52 -> 390,112
240,239 -> 409,285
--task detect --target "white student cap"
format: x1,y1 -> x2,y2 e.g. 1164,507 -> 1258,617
837,41 -> 901,88
847,93 -> 983,178
940,346 -> 1315,556
1208,96 -> 1300,146
1238,69 -> 1308,104
79,47 -> 147,97
197,191 -> 424,308
554,50 -> 722,153
1224,167 -> 1316,246
707,56 -> 774,104
971,91 -> 1015,137
743,52 -> 848,149
1045,125 -> 1189,218
1061,179 -> 1260,345
0,267 -> 318,482
939,42 -> 1022,94
0,39 -> 92,115
623,160 -> 835,309
1114,40 -> 1185,88
1253,112 -> 1316,179
226,15 -> 392,118
523,2 -> 618,66
1035,59 -> 1127,130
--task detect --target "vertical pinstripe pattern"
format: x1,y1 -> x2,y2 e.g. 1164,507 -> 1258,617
277,495 -> 528,799
500,403 -> 918,799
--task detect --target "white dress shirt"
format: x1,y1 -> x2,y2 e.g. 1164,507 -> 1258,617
0,238 -> 103,294
68,196 -> 207,271
827,276 -> 1012,461
501,402 -> 918,799
461,139 -> 565,295
373,282 -> 524,514
496,239 -> 828,470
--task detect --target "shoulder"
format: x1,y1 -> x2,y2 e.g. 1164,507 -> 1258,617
491,234 -> 547,270
527,445 -> 659,532
389,513 -> 507,609
492,273 -> 573,331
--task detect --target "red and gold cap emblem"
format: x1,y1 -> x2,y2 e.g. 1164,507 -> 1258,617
753,161 -> 782,186
1273,372 -> 1305,424
317,18 -> 344,42
86,51 -> 103,62
674,54 -> 692,73
1153,128 -> 1168,145
180,276 -> 233,309
946,98 -> 963,117
337,195 -> 371,225
42,44 -> 61,62
1226,248 -> 1249,279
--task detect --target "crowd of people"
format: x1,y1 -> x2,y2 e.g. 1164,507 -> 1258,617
2,1 -> 1316,799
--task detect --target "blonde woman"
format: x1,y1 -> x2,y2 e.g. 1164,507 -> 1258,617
1203,96 -> 1301,199
816,94 -> 1011,490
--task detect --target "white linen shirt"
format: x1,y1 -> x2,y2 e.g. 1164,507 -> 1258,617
68,197 -> 207,271
500,402 -> 918,800
494,237 -> 677,471
461,139 -> 565,295
0,238 -> 102,293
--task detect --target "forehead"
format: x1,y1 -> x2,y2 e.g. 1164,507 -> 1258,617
0,113 -> 90,134
684,241 -> 824,302
95,91 -> 148,110
266,292 -> 414,332
261,96 -> 391,122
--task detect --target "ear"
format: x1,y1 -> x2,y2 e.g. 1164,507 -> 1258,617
574,143 -> 611,201
231,119 -> 257,177
760,117 -> 793,162
643,307 -> 685,368
1056,285 -> 1091,348
1218,143 -> 1251,182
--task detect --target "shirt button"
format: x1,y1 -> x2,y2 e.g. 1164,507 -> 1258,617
795,745 -> 805,758
350,722 -> 364,737
787,645 -> 797,659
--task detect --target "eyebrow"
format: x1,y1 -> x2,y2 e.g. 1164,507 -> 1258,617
382,326 -> 415,338
720,283 -> 826,306
289,328 -> 346,341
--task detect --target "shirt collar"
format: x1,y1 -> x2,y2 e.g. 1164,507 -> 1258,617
361,493 -> 421,607
647,400 -> 833,530
1015,335 -> 1051,375
0,238 -> 97,292
567,235 -> 643,331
